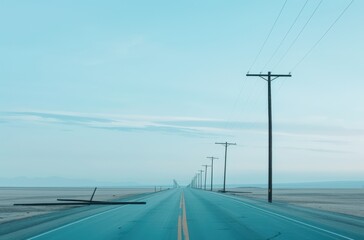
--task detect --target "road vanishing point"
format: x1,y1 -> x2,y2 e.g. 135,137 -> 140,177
1,188 -> 363,240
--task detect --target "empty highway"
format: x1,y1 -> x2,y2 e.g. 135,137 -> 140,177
1,188 -> 363,240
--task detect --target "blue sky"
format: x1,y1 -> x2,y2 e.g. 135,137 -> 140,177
1,0 -> 363,186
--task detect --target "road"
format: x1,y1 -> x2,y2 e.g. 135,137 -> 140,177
1,188 -> 363,239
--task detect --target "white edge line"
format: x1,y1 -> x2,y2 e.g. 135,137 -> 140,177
209,191 -> 355,240
27,194 -> 152,240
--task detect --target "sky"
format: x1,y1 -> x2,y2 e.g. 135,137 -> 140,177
1,0 -> 363,187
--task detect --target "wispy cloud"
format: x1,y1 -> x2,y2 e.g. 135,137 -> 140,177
281,146 -> 351,154
1,111 -> 363,140
0,111 -> 228,137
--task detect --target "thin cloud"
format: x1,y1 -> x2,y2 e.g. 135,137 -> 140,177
1,111 -> 363,139
0,111 -> 227,137
281,146 -> 351,154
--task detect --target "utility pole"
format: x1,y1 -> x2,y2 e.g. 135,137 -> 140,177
202,164 -> 209,190
215,142 -> 236,192
199,170 -> 204,189
196,174 -> 198,188
195,173 -> 198,188
207,157 -> 218,191
246,71 -> 291,203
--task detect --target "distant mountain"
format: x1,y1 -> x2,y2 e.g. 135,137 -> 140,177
274,181 -> 364,188
232,181 -> 364,189
1,177 -> 363,188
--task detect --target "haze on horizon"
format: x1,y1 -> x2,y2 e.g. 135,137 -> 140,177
1,0 -> 363,187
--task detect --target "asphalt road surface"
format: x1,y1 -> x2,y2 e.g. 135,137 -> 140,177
1,188 -> 363,239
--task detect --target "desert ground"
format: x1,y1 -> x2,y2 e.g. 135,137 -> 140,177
1,187 -> 363,224
0,187 -> 156,224
226,187 -> 364,218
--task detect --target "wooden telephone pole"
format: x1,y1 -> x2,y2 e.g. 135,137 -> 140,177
215,142 -> 236,192
246,71 -> 291,203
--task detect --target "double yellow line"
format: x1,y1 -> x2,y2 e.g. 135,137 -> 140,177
177,191 -> 190,240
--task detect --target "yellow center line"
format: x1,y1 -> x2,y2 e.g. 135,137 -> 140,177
178,192 -> 183,240
177,215 -> 182,240
181,192 -> 190,240
177,191 -> 190,240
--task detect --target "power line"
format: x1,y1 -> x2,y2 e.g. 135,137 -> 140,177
262,0 -> 309,71
224,74 -> 266,134
229,1 -> 289,135
223,77 -> 249,131
228,79 -> 265,131
231,83 -> 266,133
272,0 -> 323,71
291,0 -> 354,72
249,0 -> 288,72
274,0 -> 353,99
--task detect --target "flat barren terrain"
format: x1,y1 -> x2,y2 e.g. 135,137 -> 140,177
1,187 -> 363,226
0,187 -> 155,224
227,187 -> 364,218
